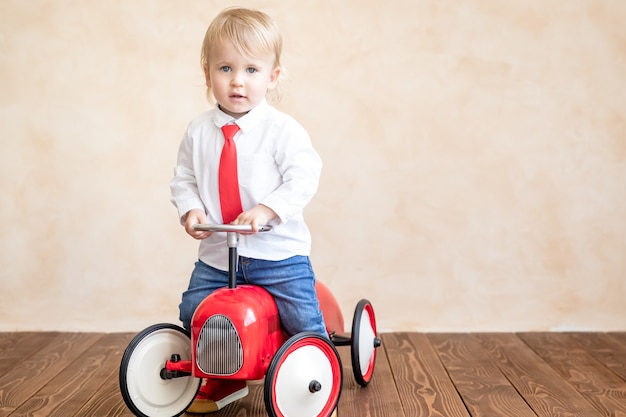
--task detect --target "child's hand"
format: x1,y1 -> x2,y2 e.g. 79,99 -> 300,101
232,204 -> 277,233
183,208 -> 212,240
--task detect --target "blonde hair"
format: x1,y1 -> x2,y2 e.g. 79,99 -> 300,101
201,7 -> 283,103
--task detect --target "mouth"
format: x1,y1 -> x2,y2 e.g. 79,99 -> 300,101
230,93 -> 246,100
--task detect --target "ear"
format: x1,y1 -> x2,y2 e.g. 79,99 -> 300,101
268,66 -> 281,89
203,65 -> 211,88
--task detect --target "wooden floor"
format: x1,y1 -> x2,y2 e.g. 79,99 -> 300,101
1,332 -> 625,416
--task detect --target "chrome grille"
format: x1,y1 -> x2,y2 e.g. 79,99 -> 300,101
196,314 -> 243,375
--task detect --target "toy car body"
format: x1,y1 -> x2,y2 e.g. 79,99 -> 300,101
119,224 -> 379,417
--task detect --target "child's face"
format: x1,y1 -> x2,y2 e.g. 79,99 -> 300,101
205,41 -> 280,119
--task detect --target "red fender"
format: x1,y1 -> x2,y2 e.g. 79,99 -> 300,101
315,281 -> 345,335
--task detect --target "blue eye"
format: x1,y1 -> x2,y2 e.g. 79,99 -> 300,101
220,66 -> 231,72
246,67 -> 257,74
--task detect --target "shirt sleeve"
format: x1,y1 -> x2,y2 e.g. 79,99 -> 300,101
260,120 -> 323,224
169,125 -> 205,222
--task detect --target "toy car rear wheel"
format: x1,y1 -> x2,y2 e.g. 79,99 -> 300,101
119,323 -> 201,417
264,332 -> 342,417
351,299 -> 378,386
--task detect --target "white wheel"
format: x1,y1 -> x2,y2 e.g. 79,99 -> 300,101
119,323 -> 201,417
265,332 -> 342,417
351,299 -> 379,386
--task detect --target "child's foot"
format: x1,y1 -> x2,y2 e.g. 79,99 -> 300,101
186,379 -> 248,414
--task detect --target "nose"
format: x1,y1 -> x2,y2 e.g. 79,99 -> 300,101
230,70 -> 244,86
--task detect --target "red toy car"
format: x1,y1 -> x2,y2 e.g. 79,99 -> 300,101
119,224 -> 380,417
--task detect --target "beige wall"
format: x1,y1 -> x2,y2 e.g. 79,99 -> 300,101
1,1 -> 624,332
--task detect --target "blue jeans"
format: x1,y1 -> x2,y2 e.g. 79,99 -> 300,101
179,256 -> 327,337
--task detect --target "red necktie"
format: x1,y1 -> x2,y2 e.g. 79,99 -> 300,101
218,124 -> 243,224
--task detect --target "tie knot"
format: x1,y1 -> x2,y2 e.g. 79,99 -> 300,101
221,124 -> 240,141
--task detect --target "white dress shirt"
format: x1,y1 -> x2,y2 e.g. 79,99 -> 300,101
170,100 -> 322,271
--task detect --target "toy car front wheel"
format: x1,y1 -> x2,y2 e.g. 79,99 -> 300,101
265,332 -> 342,417
119,323 -> 201,417
351,299 -> 379,386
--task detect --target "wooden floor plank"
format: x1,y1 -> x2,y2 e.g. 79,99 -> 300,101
0,333 -> 57,416
519,332 -> 626,417
0,333 -> 58,374
568,332 -> 626,382
0,333 -> 102,412
9,333 -> 134,417
603,333 -> 626,381
1,332 -> 624,417
477,333 -> 604,417
429,333 -> 538,417
384,332 -> 470,417
0,408 -> 14,417
75,369 -> 135,417
338,335 -> 403,417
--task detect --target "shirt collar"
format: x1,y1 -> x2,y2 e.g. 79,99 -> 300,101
214,99 -> 269,134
